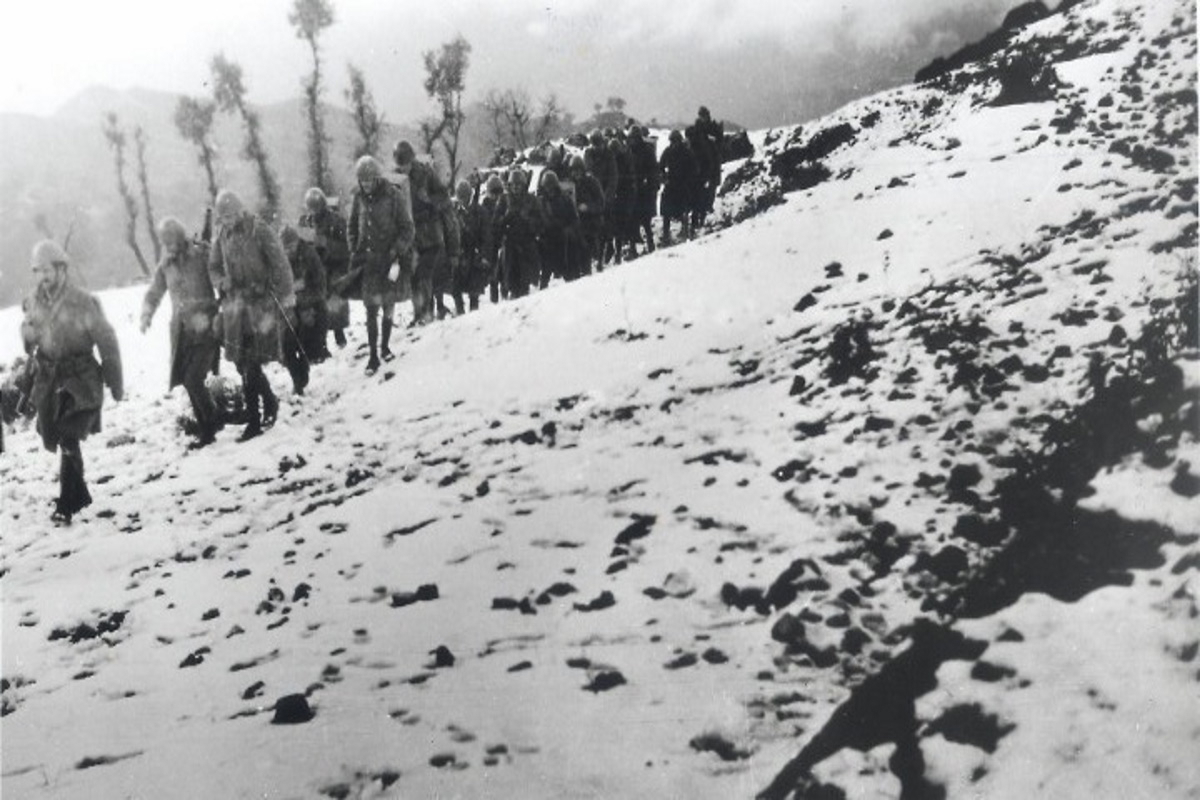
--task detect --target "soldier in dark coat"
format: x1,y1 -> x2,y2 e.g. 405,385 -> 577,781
348,155 -> 414,373
440,187 -> 462,319
568,155 -> 606,276
687,123 -> 720,231
300,187 -> 350,353
695,106 -> 725,167
608,132 -> 638,262
659,130 -> 699,245
279,225 -> 328,394
208,189 -> 295,440
496,169 -> 545,299
391,140 -> 451,327
538,170 -> 582,286
584,130 -> 619,265
140,217 -> 221,447
480,175 -> 506,303
452,180 -> 492,313
22,240 -> 123,523
628,126 -> 660,255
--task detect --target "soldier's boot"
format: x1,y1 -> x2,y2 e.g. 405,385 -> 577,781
238,387 -> 263,442
453,292 -> 466,316
53,439 -> 91,522
261,385 -> 279,428
365,305 -> 381,372
187,380 -> 220,448
334,328 -> 347,348
365,314 -> 381,374
381,315 -> 394,362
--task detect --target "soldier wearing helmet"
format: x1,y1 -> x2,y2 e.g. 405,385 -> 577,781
348,155 -> 415,373
584,132 -> 620,267
568,154 -> 606,275
140,216 -> 221,448
627,126 -> 661,256
450,179 -> 492,313
208,189 -> 296,440
495,168 -> 546,299
390,140 -> 452,325
300,187 -> 351,353
21,239 -> 123,523
659,130 -> 699,245
479,174 -> 507,303
538,169 -> 582,285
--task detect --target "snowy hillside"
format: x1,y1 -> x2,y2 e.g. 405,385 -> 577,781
2,0 -> 1197,798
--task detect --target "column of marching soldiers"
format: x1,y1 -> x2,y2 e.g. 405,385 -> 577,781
9,108 -> 726,524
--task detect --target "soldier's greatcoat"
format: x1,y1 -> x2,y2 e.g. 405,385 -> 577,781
142,240 -> 219,390
22,281 -> 123,452
208,211 -> 295,365
349,178 -> 415,307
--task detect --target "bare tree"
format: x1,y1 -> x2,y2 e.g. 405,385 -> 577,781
133,126 -> 161,263
211,52 -> 281,220
289,0 -> 335,193
101,112 -> 151,277
481,88 -> 534,150
533,93 -> 573,143
346,64 -> 385,159
174,96 -> 221,205
419,35 -> 471,184
481,88 -> 574,153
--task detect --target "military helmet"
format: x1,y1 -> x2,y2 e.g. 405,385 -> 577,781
570,154 -> 586,172
355,156 -> 383,183
303,187 -> 327,213
540,170 -> 560,191
30,239 -> 69,271
214,189 -> 245,222
392,139 -> 416,166
486,174 -> 504,195
158,217 -> 189,248
589,129 -> 604,147
669,130 -> 683,143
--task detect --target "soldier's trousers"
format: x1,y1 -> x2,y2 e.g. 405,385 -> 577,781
238,363 -> 277,426
411,245 -> 442,324
365,302 -> 395,358
182,348 -> 218,434
57,437 -> 91,516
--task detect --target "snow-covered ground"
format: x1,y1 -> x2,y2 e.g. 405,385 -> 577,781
2,0 -> 1197,797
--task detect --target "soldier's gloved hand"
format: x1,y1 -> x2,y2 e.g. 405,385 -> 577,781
388,262 -> 400,282
111,384 -> 124,403
139,314 -> 151,334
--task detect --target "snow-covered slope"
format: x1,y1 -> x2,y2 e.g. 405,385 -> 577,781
2,0 -> 1197,797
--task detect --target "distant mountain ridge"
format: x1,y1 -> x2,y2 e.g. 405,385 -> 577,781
0,85 -> 415,309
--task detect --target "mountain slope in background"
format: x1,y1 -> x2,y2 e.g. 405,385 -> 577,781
1,0 -> 1197,797
0,87 -> 416,309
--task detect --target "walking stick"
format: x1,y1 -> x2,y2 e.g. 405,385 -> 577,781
271,291 -> 310,366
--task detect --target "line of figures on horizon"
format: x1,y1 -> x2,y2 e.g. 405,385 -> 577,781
1,108 -> 726,525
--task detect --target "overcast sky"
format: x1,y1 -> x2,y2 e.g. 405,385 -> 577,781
2,0 -> 1039,127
